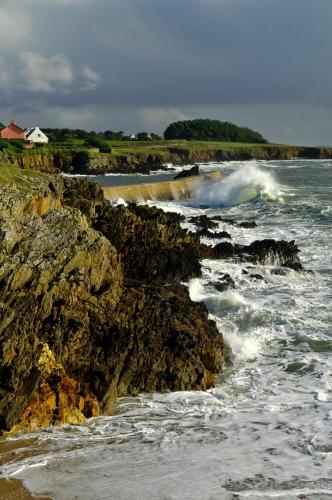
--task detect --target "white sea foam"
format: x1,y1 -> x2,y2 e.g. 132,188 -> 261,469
60,172 -> 90,178
110,197 -> 128,206
188,278 -> 204,302
190,163 -> 282,207
220,322 -> 266,362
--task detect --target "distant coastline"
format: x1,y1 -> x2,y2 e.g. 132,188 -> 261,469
1,141 -> 332,175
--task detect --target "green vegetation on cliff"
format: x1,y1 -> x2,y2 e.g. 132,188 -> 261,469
164,119 -> 267,143
0,164 -> 45,185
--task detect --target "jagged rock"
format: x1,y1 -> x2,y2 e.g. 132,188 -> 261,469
201,238 -> 303,270
8,344 -> 100,434
241,239 -> 302,267
62,177 -> 105,220
248,273 -> 265,281
174,165 -> 200,179
63,179 -> 200,282
211,216 -> 257,228
238,221 -> 257,228
270,268 -> 287,276
189,215 -> 218,230
93,203 -> 201,283
210,242 -> 238,259
104,284 -> 226,407
197,229 -> 232,239
211,216 -> 237,225
0,176 -> 62,218
208,274 -> 236,292
0,208 -> 122,432
0,176 -> 227,433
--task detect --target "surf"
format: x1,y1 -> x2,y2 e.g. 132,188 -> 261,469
190,163 -> 282,207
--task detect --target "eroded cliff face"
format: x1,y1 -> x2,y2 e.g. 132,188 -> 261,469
0,175 -> 226,433
1,144 -> 332,177
0,151 -> 165,175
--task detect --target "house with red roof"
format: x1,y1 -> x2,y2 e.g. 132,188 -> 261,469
0,121 -> 26,141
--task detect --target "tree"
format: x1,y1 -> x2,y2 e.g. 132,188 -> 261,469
150,132 -> 163,141
163,119 -> 267,143
84,138 -> 112,153
136,132 -> 150,141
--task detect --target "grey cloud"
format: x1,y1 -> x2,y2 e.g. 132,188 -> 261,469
19,52 -> 74,92
0,0 -> 331,144
0,50 -> 102,95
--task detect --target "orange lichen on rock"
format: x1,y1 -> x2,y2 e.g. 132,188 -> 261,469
8,344 -> 99,434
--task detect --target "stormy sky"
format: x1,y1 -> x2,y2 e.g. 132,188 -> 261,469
0,0 -> 331,145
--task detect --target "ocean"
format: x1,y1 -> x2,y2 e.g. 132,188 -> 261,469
0,160 -> 331,499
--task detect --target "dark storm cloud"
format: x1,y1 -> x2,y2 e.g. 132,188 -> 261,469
0,0 -> 331,144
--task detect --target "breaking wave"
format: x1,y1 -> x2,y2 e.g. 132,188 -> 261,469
190,163 -> 282,207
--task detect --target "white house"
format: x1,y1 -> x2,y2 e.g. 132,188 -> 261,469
129,134 -> 137,140
25,127 -> 49,144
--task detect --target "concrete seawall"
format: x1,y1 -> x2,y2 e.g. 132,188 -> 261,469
102,171 -> 223,202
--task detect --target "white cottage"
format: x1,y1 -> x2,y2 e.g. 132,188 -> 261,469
25,127 -> 49,144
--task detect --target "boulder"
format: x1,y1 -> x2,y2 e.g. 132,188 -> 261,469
201,238 -> 303,270
173,165 -> 200,179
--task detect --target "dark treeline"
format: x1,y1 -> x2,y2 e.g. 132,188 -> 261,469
42,129 -> 162,142
164,119 -> 268,143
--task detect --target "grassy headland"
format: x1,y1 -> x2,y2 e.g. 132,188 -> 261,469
1,140 -> 332,176
0,163 -> 45,185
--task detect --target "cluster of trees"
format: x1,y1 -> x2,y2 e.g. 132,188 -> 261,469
0,120 -> 267,149
42,128 -> 162,142
163,119 -> 267,143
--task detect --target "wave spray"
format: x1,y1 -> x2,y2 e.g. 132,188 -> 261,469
191,163 -> 281,207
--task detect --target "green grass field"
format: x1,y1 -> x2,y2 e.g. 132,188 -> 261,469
0,133 -> 302,157
1,139 -> 320,161
43,139 -> 293,157
0,164 -> 45,185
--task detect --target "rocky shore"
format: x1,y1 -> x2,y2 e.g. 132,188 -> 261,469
0,171 -> 304,434
0,173 -> 225,433
1,143 -> 332,176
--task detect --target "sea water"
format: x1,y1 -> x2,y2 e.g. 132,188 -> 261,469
0,160 -> 331,499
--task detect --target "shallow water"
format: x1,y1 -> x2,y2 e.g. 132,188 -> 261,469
1,160 -> 331,499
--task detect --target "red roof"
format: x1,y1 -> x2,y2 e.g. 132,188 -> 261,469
0,121 -> 26,140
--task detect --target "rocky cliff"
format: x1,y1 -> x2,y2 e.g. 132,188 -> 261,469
1,143 -> 332,176
0,174 -> 226,433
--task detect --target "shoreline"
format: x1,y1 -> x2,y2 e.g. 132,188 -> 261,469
1,142 -> 332,176
0,167 -> 304,436
0,162 -> 329,498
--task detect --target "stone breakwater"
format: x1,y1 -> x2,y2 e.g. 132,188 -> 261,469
0,173 -> 304,434
102,171 -> 223,202
1,144 -> 332,175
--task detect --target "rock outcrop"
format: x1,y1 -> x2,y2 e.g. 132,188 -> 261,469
174,165 -> 200,179
0,173 -> 305,434
201,239 -> 303,269
0,174 -> 227,433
